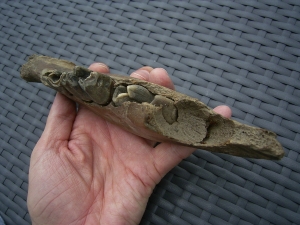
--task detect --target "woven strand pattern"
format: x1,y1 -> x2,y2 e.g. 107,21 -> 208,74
0,0 -> 299,224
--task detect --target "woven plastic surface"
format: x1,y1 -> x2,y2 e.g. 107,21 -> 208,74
1,0 -> 299,224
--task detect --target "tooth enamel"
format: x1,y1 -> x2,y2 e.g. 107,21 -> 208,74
79,72 -> 113,105
127,85 -> 154,103
113,93 -> 132,106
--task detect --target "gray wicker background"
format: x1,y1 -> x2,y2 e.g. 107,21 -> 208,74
1,0 -> 300,224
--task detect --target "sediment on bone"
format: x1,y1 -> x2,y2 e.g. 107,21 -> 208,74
151,95 -> 178,124
112,84 -> 178,124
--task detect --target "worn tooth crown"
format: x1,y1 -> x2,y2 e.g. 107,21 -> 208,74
74,66 -> 92,78
41,69 -> 62,87
62,73 -> 91,101
79,72 -> 113,105
127,85 -> 154,103
114,93 -> 132,106
112,85 -> 127,105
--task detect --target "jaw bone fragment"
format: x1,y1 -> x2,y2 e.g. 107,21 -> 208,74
20,55 -> 284,160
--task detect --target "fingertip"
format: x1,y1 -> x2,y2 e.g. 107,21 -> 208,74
48,92 -> 76,124
213,105 -> 232,118
52,92 -> 75,111
130,67 -> 175,90
152,142 -> 196,177
149,68 -> 175,90
130,69 -> 150,81
88,63 -> 110,73
139,66 -> 154,73
43,93 -> 76,144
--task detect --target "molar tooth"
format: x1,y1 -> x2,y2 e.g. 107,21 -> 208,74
41,69 -> 62,87
113,93 -> 132,106
127,85 -> 154,103
151,95 -> 178,124
78,71 -> 113,105
61,73 -> 91,101
112,85 -> 127,103
74,66 -> 92,78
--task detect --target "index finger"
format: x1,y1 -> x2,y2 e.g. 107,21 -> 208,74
131,68 -> 175,90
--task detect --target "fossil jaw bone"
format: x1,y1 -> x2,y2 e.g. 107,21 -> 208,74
20,55 -> 285,160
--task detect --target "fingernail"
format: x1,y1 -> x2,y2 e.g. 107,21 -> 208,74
154,68 -> 168,75
88,63 -> 109,73
96,63 -> 109,70
140,66 -> 154,73
131,69 -> 150,81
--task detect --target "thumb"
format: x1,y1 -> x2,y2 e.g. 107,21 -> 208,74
152,143 -> 196,178
39,93 -> 76,149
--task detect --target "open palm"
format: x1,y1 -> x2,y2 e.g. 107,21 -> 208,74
27,64 -> 231,225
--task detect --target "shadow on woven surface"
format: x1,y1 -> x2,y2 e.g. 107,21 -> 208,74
1,0 -> 300,225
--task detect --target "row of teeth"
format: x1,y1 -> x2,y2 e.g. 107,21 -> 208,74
44,67 -> 178,124
112,84 -> 178,124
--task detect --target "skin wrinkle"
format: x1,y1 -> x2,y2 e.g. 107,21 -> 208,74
66,140 -> 88,163
99,134 -> 149,225
41,135 -> 68,154
67,133 -> 109,224
125,164 -> 150,198
35,142 -> 91,224
110,131 -> 157,191
64,151 -> 89,190
65,188 -> 102,225
150,149 -> 165,183
97,122 -> 123,223
85,186 -> 102,224
140,150 -> 162,188
34,176 -> 69,221
44,94 -> 76,141
30,154 -> 64,214
114,170 -> 144,225
104,177 -> 124,224
56,163 -> 96,223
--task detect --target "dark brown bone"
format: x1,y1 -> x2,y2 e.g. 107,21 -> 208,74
20,55 -> 284,160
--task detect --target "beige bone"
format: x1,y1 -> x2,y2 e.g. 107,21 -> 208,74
20,55 -> 284,160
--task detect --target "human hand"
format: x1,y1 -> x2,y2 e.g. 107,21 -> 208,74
27,64 -> 231,225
